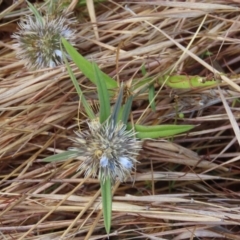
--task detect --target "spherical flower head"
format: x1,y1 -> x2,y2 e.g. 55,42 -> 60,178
12,12 -> 77,69
69,118 -> 142,183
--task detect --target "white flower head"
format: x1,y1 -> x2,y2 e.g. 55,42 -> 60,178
69,118 -> 142,183
12,10 -> 77,69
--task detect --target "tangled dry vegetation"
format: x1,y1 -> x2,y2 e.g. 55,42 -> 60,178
1,0 -> 240,239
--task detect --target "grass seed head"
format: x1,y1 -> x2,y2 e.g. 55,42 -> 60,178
69,118 -> 142,183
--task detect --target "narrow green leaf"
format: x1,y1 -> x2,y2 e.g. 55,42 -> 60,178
48,1 -> 55,14
43,151 -> 78,162
122,96 -> 133,125
93,63 -> 111,123
134,74 -> 218,91
159,75 -> 218,89
132,124 -> 195,132
61,41 -> 95,120
62,38 -> 117,89
101,178 -> 112,234
148,84 -> 156,111
129,124 -> 195,139
27,1 -> 43,25
141,64 -> 147,76
111,84 -> 123,126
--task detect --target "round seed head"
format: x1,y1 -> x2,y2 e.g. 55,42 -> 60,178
12,11 -> 77,69
69,118 -> 142,183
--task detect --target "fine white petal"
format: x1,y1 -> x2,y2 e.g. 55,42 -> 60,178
119,156 -> 133,169
36,56 -> 42,65
49,60 -> 56,68
54,49 -> 63,58
62,29 -> 72,38
100,156 -> 109,167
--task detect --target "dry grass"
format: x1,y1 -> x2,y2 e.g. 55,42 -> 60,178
1,0 -> 240,239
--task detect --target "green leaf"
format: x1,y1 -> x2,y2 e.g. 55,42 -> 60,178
129,124 -> 195,139
43,151 -> 78,162
134,74 -> 218,91
159,75 -> 218,89
27,1 -> 43,25
62,38 -> 117,89
148,84 -> 156,111
141,64 -> 147,76
61,41 -> 95,120
111,84 -> 123,126
122,96 -> 133,125
93,63 -> 111,123
101,178 -> 112,234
